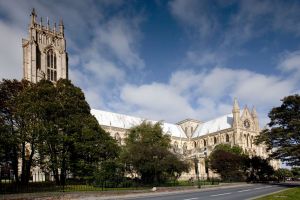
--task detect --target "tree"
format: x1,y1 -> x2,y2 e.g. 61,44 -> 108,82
0,79 -> 31,183
256,95 -> 300,166
25,79 -> 120,185
246,156 -> 274,182
209,144 -> 246,181
121,122 -> 189,184
0,78 -> 120,185
291,167 -> 300,179
275,168 -> 293,182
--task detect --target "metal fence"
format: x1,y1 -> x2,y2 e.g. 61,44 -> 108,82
0,171 -> 220,194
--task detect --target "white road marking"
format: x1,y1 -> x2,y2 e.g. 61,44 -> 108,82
238,189 -> 251,192
210,192 -> 231,197
238,185 -> 273,193
183,198 -> 198,200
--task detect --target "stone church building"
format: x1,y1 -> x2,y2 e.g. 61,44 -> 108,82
22,9 -> 280,181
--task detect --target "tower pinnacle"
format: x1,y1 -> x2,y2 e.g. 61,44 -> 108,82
30,8 -> 37,26
232,97 -> 240,112
251,106 -> 257,117
59,18 -> 64,35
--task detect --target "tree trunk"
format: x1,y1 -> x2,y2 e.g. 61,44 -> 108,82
52,168 -> 60,185
21,142 -> 26,184
12,146 -> 19,183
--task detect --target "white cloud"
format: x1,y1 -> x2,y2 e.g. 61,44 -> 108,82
278,51 -> 300,78
169,0 -> 218,37
96,17 -> 145,69
118,67 -> 299,125
120,83 -> 196,122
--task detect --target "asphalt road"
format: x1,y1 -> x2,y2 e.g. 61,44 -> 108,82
122,184 -> 290,200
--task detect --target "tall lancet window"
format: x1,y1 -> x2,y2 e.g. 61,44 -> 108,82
47,49 -> 57,81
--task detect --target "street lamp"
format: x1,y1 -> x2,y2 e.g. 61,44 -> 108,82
194,156 -> 201,188
153,155 -> 158,185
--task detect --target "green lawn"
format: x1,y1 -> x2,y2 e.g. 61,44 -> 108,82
256,187 -> 300,200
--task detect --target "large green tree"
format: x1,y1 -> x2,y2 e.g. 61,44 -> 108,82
0,79 -> 120,185
0,79 -> 31,183
256,94 -> 300,166
246,156 -> 274,182
121,122 -> 189,184
22,79 -> 120,185
209,144 -> 247,181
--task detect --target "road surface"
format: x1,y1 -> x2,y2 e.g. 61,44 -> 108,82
121,184 -> 289,200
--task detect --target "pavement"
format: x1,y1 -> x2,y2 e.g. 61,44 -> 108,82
2,182 -> 299,200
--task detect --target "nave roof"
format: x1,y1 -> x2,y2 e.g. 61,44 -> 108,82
91,109 -> 233,139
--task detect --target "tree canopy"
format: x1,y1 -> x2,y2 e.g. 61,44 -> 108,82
246,156 -> 274,182
209,144 -> 247,181
256,94 -> 300,166
0,79 -> 119,185
121,121 -> 189,184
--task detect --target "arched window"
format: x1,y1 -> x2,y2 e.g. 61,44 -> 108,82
226,134 -> 230,142
247,134 -> 249,147
183,142 -> 187,152
47,49 -> 57,81
194,141 -> 197,148
174,141 -> 178,148
36,47 -> 41,70
203,139 -> 207,147
115,132 -> 121,145
173,141 -> 178,152
214,137 -> 217,144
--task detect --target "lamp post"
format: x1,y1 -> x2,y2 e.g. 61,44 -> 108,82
153,155 -> 158,185
194,156 -> 201,188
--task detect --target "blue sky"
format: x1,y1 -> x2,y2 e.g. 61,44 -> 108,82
0,0 -> 300,125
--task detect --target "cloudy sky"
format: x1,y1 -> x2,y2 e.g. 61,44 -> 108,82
0,0 -> 300,126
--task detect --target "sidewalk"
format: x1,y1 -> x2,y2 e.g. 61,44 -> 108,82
2,182 -> 251,200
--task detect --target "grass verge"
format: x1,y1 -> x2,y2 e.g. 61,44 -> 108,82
255,187 -> 300,200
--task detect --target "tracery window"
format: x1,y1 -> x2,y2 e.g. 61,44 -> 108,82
183,142 -> 187,153
115,132 -> 121,145
174,141 -> 178,148
47,49 -> 57,81
247,134 -> 249,147
226,134 -> 230,142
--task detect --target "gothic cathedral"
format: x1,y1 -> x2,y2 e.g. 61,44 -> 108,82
21,9 -> 280,181
22,8 -> 68,83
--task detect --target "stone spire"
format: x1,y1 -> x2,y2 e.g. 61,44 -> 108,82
251,106 -> 257,117
59,18 -> 64,35
47,17 -> 50,30
232,97 -> 240,113
251,106 -> 259,130
232,97 -> 240,130
30,8 -> 37,27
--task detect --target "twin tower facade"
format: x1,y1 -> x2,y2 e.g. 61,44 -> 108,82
22,9 -> 68,83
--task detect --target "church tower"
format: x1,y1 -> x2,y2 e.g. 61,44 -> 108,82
22,8 -> 68,83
